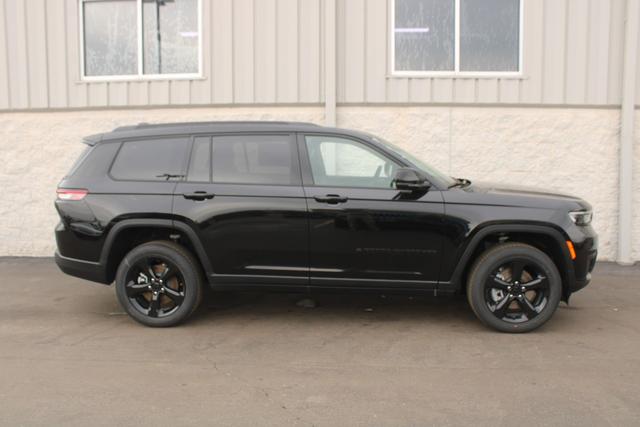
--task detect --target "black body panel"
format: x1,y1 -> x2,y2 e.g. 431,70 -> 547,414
54,121 -> 598,299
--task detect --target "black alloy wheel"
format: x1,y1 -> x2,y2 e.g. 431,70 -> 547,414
484,259 -> 551,323
124,257 -> 186,318
115,241 -> 203,327
467,242 -> 562,333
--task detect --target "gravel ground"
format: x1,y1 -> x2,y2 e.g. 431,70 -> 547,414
0,258 -> 639,426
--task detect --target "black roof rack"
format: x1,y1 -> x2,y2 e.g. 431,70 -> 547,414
112,121 -> 320,133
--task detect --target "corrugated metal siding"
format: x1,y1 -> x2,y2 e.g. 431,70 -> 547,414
0,0 -> 323,109
0,0 -> 635,110
337,0 -> 630,105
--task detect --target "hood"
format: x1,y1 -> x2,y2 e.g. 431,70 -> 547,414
453,181 -> 591,211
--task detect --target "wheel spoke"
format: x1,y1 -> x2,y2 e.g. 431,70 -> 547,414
125,281 -> 150,297
517,297 -> 538,319
510,260 -> 525,284
148,294 -> 161,317
159,264 -> 171,280
492,295 -> 514,318
163,287 -> 184,306
487,275 -> 511,291
522,276 -> 548,290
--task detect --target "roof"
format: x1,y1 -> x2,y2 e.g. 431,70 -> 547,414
84,121 -> 348,144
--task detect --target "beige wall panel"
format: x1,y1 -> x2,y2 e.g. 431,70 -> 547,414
25,0 -> 49,108
343,0 -> 365,103
211,0 -> 234,103
0,0 -> 9,109
586,0 -> 611,104
45,0 -> 68,109
275,0 -> 299,103
233,0 -> 254,103
564,0 -> 589,104
298,0 -> 321,103
520,0 -> 544,104
254,0 -> 277,103
5,0 -> 30,109
542,0 -> 567,104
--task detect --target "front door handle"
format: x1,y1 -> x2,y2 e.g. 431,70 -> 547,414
183,191 -> 215,201
313,194 -> 348,204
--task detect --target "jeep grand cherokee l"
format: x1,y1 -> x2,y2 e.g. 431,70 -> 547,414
55,122 -> 597,332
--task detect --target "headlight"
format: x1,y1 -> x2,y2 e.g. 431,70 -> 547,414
569,209 -> 593,226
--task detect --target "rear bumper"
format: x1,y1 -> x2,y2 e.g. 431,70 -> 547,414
54,251 -> 110,285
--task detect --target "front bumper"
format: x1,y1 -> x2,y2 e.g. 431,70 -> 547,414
568,226 -> 598,293
55,251 -> 110,285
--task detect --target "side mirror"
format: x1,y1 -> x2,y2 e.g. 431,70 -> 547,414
392,168 -> 430,192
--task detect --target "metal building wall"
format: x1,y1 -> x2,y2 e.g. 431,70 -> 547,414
0,0 -> 635,110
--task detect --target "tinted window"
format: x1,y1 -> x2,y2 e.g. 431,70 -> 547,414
305,136 -> 399,188
111,138 -> 188,181
211,135 -> 299,185
187,137 -> 211,182
72,143 -> 121,179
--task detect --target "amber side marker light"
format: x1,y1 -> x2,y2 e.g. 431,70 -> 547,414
566,241 -> 577,260
57,188 -> 88,201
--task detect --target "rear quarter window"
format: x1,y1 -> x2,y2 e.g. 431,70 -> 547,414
69,142 -> 121,179
110,138 -> 189,181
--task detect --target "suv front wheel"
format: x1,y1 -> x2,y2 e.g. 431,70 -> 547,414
115,241 -> 204,327
467,242 -> 562,333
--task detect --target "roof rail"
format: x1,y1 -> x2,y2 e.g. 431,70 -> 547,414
112,121 -> 320,132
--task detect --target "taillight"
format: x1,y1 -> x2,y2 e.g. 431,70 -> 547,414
57,188 -> 88,201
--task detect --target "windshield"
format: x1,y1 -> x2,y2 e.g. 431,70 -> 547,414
371,136 -> 457,187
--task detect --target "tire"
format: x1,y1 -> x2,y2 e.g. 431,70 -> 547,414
115,241 -> 204,327
466,242 -> 562,333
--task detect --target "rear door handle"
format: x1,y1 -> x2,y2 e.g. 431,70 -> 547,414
313,194 -> 348,204
183,191 -> 215,201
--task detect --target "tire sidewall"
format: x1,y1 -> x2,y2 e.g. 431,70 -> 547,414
115,242 -> 201,327
468,244 -> 562,333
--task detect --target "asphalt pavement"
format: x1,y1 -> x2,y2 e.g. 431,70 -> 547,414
1,258 -> 639,426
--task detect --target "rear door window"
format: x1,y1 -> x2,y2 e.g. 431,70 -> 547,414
206,135 -> 300,185
110,138 -> 189,181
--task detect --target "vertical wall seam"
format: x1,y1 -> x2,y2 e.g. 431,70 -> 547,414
23,1 -> 31,108
62,0 -> 69,107
584,0 -> 591,103
43,0 -> 50,108
2,0 -> 11,108
562,0 -> 570,104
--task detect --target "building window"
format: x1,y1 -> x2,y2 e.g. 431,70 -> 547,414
392,0 -> 521,75
81,0 -> 201,80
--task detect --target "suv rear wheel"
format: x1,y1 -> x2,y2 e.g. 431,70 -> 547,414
467,242 -> 562,333
115,241 -> 204,327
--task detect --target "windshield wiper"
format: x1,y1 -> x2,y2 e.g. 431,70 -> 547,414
448,177 -> 472,188
156,173 -> 185,181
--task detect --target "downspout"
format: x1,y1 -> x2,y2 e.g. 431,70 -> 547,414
324,0 -> 337,127
618,0 -> 639,265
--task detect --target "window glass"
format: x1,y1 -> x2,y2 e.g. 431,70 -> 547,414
395,0 -> 455,71
394,0 -> 520,73
460,0 -> 520,71
143,0 -> 199,74
211,136 -> 299,185
111,138 -> 188,181
187,137 -> 210,182
305,136 -> 399,189
83,0 -> 137,76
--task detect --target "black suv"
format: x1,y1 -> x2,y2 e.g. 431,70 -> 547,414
55,122 -> 597,332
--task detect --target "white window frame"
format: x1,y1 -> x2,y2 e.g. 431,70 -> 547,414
79,0 -> 203,82
390,0 -> 523,78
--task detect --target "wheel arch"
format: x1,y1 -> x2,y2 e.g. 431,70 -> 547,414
448,223 -> 576,301
100,219 -> 212,284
